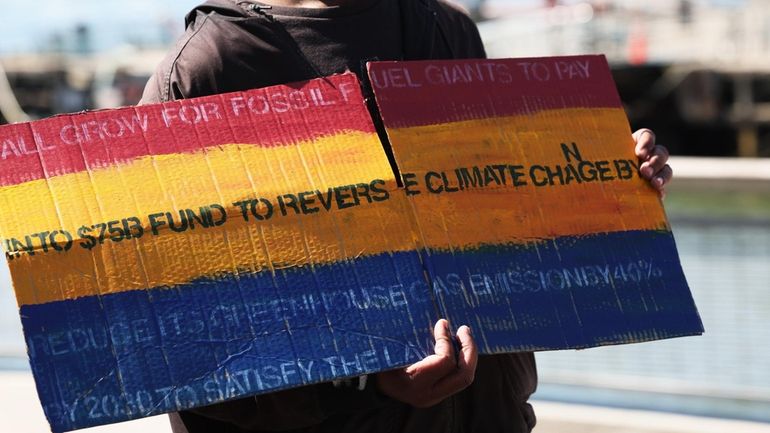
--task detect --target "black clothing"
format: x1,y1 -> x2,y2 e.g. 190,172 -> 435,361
250,0 -> 404,79
141,1 -> 537,431
140,0 -> 488,103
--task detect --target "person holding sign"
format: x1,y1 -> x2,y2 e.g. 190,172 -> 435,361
141,0 -> 672,431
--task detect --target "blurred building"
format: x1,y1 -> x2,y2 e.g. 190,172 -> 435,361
0,22 -> 167,123
479,0 -> 770,157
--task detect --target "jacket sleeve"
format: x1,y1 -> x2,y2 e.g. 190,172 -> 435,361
140,11 -> 224,104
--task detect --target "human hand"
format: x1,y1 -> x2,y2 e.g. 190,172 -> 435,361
375,319 -> 477,408
633,128 -> 672,198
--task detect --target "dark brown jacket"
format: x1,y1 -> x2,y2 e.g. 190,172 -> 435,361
141,1 -> 537,431
141,0 -> 489,103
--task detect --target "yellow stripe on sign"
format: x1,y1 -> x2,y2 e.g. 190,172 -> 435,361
0,131 -> 392,241
387,107 -> 669,249
8,106 -> 668,306
387,108 -> 638,171
9,192 -> 420,306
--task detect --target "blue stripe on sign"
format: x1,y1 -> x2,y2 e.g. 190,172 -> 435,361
20,230 -> 702,432
423,230 -> 703,353
22,251 -> 436,432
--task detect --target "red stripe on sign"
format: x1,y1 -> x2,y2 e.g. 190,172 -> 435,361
0,73 -> 373,187
368,56 -> 623,129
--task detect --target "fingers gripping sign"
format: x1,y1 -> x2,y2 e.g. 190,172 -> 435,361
375,319 -> 478,408
633,128 -> 673,198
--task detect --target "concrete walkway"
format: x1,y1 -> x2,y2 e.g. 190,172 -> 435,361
533,401 -> 770,433
2,371 -> 769,433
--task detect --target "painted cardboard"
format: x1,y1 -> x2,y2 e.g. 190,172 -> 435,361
367,55 -> 702,352
0,56 -> 702,432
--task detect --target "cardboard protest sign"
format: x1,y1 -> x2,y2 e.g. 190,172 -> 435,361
0,56 -> 702,432
367,55 -> 703,352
